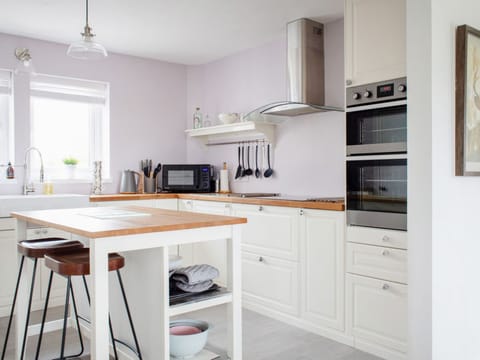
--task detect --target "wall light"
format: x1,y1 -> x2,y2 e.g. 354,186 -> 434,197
14,48 -> 36,75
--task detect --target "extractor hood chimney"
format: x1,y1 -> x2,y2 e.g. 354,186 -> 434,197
261,18 -> 343,116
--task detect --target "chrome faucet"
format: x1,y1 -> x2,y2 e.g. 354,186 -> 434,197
23,147 -> 44,195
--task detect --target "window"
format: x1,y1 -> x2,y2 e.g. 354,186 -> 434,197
0,69 -> 13,169
30,74 -> 110,181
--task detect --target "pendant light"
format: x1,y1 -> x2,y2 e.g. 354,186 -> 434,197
67,0 -> 107,60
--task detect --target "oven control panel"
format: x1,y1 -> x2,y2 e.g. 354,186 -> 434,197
346,77 -> 407,107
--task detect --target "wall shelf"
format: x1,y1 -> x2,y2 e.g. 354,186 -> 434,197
185,121 -> 278,146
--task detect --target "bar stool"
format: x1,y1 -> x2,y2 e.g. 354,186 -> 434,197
39,248 -> 142,360
1,238 -> 85,360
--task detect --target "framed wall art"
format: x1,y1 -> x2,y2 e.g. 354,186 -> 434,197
456,25 -> 480,175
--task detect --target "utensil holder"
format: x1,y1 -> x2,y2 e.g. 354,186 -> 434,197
144,177 -> 156,194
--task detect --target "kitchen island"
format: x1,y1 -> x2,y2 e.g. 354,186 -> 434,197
10,206 -> 246,360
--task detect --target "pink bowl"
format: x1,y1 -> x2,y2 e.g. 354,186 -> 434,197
170,325 -> 202,336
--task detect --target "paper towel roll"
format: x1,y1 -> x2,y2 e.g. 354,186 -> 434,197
220,169 -> 230,193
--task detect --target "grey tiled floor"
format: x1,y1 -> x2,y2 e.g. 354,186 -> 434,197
1,306 -> 382,359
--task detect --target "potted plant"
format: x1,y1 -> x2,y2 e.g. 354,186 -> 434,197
63,157 -> 79,179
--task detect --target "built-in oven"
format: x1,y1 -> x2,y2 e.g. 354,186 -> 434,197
346,77 -> 407,230
346,156 -> 407,231
346,77 -> 407,156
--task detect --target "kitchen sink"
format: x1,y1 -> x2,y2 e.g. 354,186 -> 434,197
0,194 -> 90,217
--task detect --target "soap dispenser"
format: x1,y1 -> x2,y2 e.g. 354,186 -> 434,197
6,162 -> 14,179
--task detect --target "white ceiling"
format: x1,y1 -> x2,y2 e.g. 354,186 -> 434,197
0,0 -> 343,65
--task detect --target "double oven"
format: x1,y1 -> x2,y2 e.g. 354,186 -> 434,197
346,78 -> 407,231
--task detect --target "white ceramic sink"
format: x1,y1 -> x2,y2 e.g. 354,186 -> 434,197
0,194 -> 90,217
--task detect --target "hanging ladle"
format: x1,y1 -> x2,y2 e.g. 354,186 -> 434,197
264,143 -> 274,178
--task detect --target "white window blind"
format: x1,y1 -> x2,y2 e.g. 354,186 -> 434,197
30,74 -> 110,181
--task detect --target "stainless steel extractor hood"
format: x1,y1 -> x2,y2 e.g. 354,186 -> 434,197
260,18 -> 343,117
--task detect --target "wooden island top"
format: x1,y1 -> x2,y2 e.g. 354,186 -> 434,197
11,205 -> 247,239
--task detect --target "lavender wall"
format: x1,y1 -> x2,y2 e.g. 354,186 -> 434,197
0,33 -> 187,195
186,19 -> 345,197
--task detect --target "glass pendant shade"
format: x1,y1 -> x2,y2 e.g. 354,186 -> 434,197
67,35 -> 108,60
67,0 -> 107,60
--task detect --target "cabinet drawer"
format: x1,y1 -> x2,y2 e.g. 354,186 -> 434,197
346,274 -> 407,353
0,217 -> 16,231
233,204 -> 299,261
347,226 -> 407,249
347,243 -> 407,284
242,251 -> 299,316
27,227 -> 71,240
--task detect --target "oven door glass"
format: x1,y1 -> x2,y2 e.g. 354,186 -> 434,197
347,105 -> 407,155
347,159 -> 407,214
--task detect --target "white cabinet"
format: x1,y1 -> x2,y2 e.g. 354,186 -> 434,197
345,0 -> 406,86
346,274 -> 407,357
0,219 -> 17,317
242,252 -> 299,316
301,209 -> 345,331
232,204 -> 299,261
346,226 -> 407,359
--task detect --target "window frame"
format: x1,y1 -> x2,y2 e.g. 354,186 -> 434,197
29,74 -> 110,182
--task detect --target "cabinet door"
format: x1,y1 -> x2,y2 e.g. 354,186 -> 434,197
190,201 -> 231,286
242,251 -> 299,316
345,0 -> 406,86
232,204 -> 299,261
95,200 -> 157,208
301,210 -> 345,331
346,274 -> 407,354
0,230 -> 17,316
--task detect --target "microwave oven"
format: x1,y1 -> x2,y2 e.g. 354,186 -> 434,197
162,164 -> 213,193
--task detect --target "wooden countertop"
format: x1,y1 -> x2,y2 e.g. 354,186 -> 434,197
90,193 -> 345,211
11,206 -> 246,239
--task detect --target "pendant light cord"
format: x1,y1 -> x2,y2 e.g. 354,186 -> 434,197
85,0 -> 89,26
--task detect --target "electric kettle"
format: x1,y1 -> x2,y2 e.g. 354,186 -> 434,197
120,170 -> 144,194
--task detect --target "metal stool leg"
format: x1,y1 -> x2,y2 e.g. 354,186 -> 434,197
117,270 -> 142,359
59,276 -> 71,359
20,258 -> 38,360
34,270 -> 53,360
1,256 -> 25,360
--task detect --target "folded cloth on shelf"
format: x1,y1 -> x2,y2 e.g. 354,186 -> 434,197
172,264 -> 219,285
176,279 -> 214,293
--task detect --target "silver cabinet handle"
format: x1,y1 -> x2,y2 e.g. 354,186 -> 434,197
258,206 -> 263,212
34,229 -> 41,235
299,209 -> 304,216
382,284 -> 390,290
346,79 -> 353,86
381,249 -> 390,256
42,229 -> 48,234
382,235 -> 390,242
258,256 -> 264,262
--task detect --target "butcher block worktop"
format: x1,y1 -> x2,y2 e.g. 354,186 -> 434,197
90,193 -> 345,211
10,206 -> 247,238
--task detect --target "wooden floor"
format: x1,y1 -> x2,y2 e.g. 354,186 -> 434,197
1,306 -> 382,360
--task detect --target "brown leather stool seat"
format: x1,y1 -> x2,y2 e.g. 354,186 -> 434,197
44,248 -> 125,276
17,238 -> 84,258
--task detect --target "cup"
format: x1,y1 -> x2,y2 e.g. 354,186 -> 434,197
144,177 -> 156,194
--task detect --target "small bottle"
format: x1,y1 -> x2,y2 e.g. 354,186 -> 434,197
6,162 -> 14,179
220,162 -> 230,193
193,107 -> 203,129
203,114 -> 212,127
